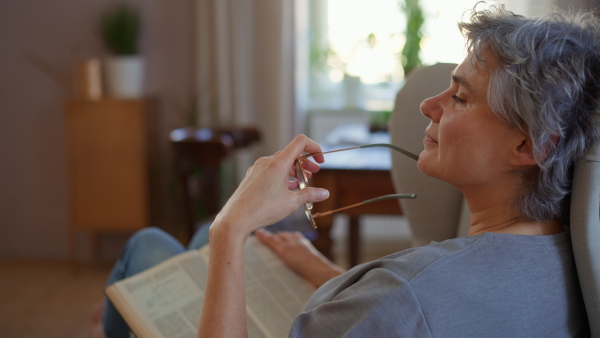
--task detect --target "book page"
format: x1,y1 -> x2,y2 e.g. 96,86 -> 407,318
106,250 -> 208,338
108,236 -> 316,338
243,237 -> 317,338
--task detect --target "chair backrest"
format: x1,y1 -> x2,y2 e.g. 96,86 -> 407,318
389,63 -> 468,246
570,135 -> 600,336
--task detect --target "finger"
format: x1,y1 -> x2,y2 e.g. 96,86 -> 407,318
296,187 -> 329,205
255,228 -> 270,241
279,135 -> 325,164
287,171 -> 313,189
255,229 -> 282,250
288,166 -> 296,177
291,163 -> 315,181
297,158 -> 321,174
297,169 -> 313,180
290,161 -> 318,177
276,231 -> 305,242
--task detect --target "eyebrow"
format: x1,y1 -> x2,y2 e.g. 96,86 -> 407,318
451,74 -> 475,94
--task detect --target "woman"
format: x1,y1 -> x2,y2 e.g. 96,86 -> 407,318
199,5 -> 598,337
102,5 -> 598,337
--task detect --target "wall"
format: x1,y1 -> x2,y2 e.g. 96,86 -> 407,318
0,0 -> 196,259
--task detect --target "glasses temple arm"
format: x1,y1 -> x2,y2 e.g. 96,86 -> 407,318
312,193 -> 417,218
299,146 -> 361,158
362,193 -> 417,204
359,144 -> 419,161
301,144 -> 419,161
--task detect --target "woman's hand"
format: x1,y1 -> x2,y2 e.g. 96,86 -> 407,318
212,135 -> 329,239
255,229 -> 345,288
199,135 -> 330,337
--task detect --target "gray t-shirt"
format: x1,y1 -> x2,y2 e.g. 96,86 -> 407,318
289,232 -> 589,337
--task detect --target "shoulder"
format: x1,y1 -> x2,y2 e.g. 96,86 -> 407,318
290,236 -> 482,337
310,235 -> 484,301
309,237 -> 485,312
377,235 -> 484,280
292,232 -> 582,337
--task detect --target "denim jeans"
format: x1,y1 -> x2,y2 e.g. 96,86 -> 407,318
102,226 -> 210,338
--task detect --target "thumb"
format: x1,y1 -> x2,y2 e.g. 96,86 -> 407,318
297,187 -> 329,205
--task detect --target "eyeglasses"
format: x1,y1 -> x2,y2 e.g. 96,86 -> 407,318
295,143 -> 420,229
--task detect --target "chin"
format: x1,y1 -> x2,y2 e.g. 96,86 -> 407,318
416,155 -> 436,178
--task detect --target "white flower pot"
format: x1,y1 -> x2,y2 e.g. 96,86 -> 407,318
105,56 -> 145,99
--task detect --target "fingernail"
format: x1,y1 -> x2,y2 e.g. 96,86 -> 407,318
316,189 -> 329,200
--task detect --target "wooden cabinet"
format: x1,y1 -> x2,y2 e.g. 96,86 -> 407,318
65,98 -> 149,269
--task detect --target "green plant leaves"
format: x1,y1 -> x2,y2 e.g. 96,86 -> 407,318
101,4 -> 140,55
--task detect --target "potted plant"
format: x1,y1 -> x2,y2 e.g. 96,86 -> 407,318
101,4 -> 144,98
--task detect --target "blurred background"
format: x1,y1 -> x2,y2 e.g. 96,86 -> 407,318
3,0 -> 589,261
0,0 -> 593,336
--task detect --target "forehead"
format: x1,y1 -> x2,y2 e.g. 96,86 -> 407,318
453,52 -> 498,94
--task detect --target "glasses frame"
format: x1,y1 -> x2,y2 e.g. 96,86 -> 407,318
295,143 -> 419,229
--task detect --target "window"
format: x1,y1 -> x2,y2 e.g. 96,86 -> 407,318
302,0 -> 542,111
299,0 -> 546,140
307,0 -> 407,112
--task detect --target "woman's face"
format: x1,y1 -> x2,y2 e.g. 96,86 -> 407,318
417,54 -> 526,190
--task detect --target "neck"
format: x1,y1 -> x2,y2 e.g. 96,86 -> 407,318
462,184 -> 564,237
467,216 -> 564,236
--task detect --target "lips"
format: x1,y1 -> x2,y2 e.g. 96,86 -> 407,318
424,131 -> 438,144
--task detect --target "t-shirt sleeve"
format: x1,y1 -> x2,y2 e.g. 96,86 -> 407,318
288,266 -> 432,338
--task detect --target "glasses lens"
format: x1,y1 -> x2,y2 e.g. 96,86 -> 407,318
304,204 -> 317,229
296,159 -> 317,229
296,159 -> 308,189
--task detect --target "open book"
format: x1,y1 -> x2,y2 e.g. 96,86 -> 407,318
106,236 -> 316,338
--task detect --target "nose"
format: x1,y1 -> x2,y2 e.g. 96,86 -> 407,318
420,93 -> 443,123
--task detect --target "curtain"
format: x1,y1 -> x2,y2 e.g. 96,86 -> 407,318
195,0 -> 298,164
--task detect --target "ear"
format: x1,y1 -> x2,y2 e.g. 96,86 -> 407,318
511,135 -> 537,166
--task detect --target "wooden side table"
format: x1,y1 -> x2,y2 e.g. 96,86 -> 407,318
65,98 -> 150,271
311,169 -> 401,267
309,124 -> 403,267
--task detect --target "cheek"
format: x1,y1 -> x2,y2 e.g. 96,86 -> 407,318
437,120 -> 485,178
438,118 -> 471,159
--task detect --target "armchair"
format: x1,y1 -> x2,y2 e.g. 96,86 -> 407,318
571,129 -> 600,336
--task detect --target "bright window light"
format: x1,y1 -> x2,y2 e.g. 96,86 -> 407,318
420,0 -> 482,65
327,0 -> 405,84
305,0 -> 538,112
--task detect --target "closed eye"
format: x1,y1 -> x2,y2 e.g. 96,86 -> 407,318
452,95 -> 465,104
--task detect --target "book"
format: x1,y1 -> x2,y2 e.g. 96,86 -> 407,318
105,236 -> 316,338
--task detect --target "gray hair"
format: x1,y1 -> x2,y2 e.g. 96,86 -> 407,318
458,4 -> 600,222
